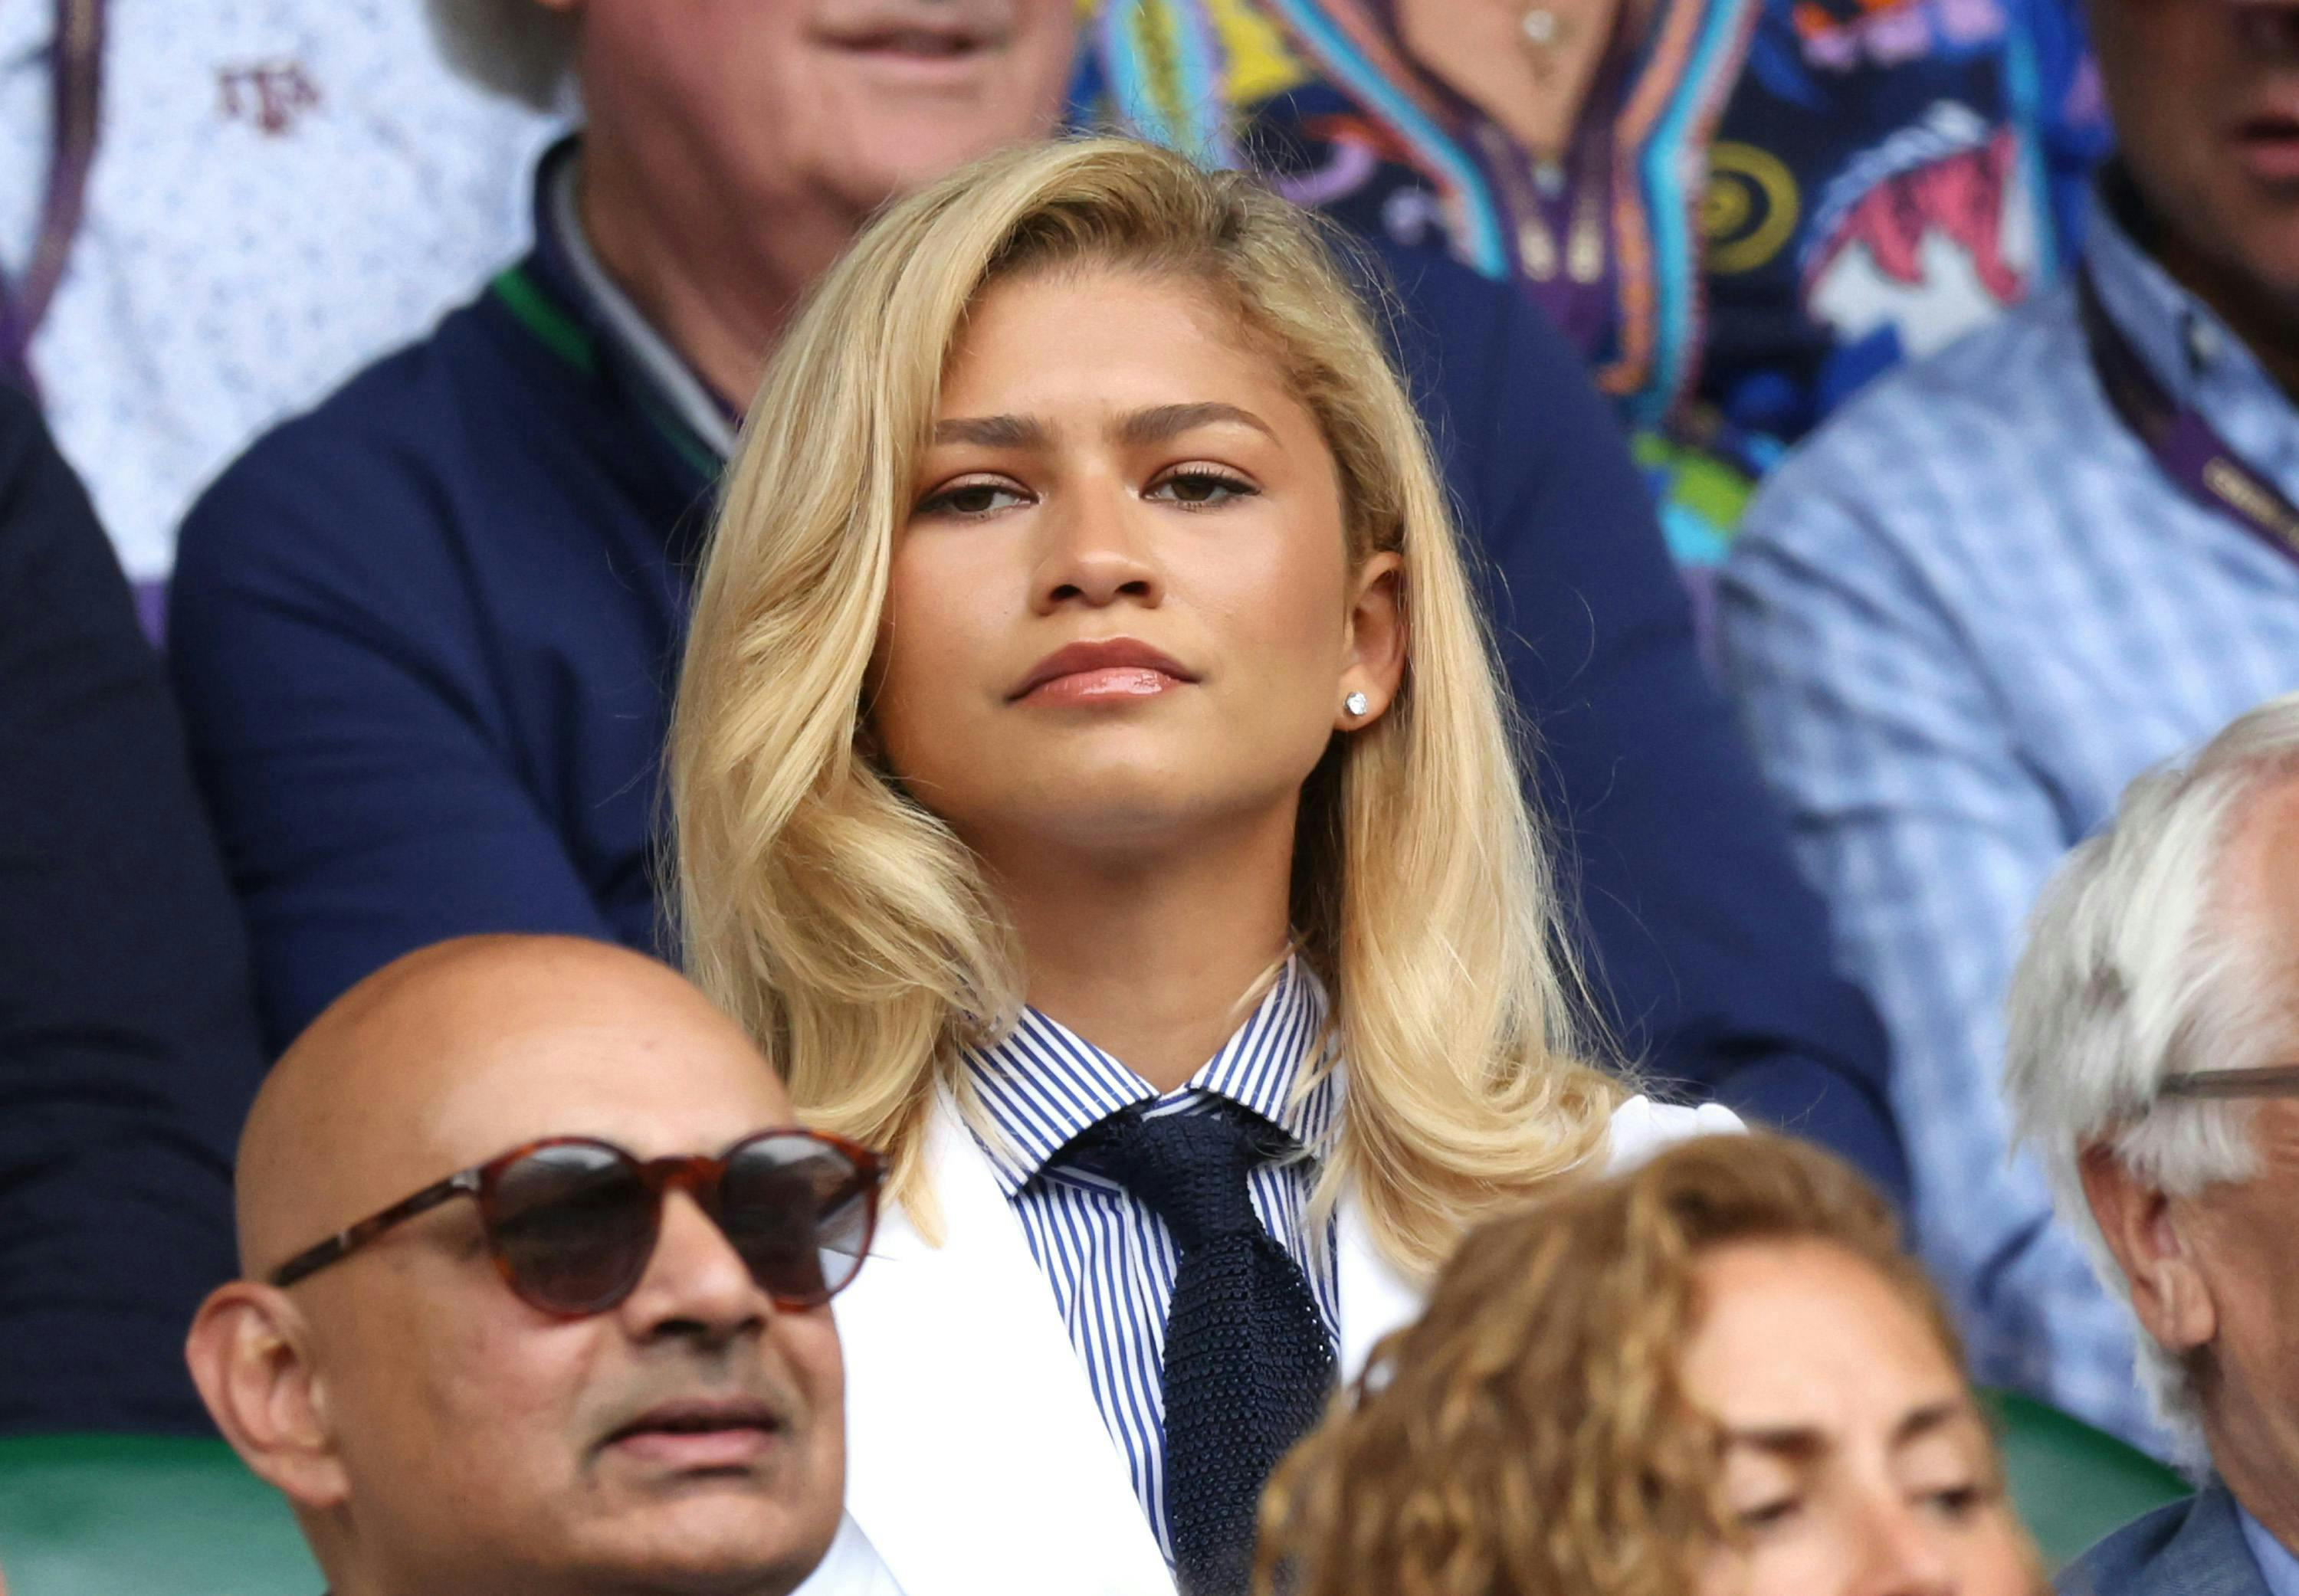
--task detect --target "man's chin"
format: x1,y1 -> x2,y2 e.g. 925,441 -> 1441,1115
828,120 -> 1059,205
570,1494 -> 841,1594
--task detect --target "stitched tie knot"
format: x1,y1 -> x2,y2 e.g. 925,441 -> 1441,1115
1071,1103 -> 1280,1251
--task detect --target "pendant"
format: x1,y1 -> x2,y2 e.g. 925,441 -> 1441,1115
1568,208 -> 1603,283
1518,216 -> 1560,280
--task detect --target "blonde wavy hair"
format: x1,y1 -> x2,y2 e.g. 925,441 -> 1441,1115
1255,1133 -> 2015,1596
670,136 -> 1618,1273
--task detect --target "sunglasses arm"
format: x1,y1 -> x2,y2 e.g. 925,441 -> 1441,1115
269,1168 -> 486,1288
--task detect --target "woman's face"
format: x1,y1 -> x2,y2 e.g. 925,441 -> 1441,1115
871,266 -> 1402,863
1683,1240 -> 2035,1596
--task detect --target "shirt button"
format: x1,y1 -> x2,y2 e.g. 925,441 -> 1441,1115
2186,317 -> 2222,369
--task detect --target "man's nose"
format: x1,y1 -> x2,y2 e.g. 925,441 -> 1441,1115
615,1188 -> 769,1341
1031,481 -> 1163,613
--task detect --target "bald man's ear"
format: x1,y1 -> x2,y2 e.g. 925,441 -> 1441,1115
185,1283 -> 351,1512
2080,1143 -> 2218,1358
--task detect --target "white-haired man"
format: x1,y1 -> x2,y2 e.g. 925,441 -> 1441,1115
2006,690 -> 2299,1595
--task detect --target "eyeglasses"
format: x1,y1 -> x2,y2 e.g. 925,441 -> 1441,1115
271,1129 -> 884,1318
2159,1065 -> 2299,1101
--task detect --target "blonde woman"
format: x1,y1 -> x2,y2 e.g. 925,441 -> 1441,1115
1258,1133 -> 2044,1596
671,136 -> 1739,1596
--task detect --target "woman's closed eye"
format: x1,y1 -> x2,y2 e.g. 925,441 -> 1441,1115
1736,1494 -> 1803,1535
1922,1489 -> 1996,1526
1911,1476 -> 1996,1522
1145,464 -> 1258,509
1900,1423 -> 1998,1522
915,475 -> 1033,519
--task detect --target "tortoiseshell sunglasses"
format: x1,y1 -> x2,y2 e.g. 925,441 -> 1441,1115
271,1129 -> 884,1318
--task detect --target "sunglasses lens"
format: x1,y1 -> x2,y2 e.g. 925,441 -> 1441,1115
489,1143 -> 655,1315
720,1135 -> 877,1306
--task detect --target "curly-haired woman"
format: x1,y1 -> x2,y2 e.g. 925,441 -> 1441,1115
1259,1132 -> 2039,1596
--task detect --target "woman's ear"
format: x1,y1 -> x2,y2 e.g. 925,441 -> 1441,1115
1336,552 -> 1408,729
2080,1143 -> 2218,1357
185,1283 -> 352,1512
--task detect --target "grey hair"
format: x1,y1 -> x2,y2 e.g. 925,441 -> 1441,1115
423,0 -> 581,110
2005,691 -> 2299,1450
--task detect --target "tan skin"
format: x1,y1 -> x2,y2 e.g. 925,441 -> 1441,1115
1394,0 -> 1624,162
868,267 -> 1407,1090
185,936 -> 845,1596
1684,1240 -> 2034,1596
2081,773 -> 2299,1557
528,0 -> 1078,405
2088,0 -> 2299,397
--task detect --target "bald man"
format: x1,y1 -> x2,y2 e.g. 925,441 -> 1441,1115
185,936 -> 882,1596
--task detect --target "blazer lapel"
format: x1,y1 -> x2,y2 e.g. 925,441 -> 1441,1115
832,1094 -> 1176,1596
2153,1484 -> 2274,1596
1334,1191 -> 1427,1383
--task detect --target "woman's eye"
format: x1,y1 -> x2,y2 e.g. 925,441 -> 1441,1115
1920,1483 -> 1987,1520
917,480 -> 1028,518
1737,1497 -> 1802,1534
1147,469 -> 1254,507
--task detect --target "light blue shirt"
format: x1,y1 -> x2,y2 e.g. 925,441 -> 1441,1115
1720,182 -> 2299,1456
962,959 -> 1339,1567
2242,1504 -> 2299,1596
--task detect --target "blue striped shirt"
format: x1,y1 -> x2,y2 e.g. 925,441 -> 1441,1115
961,958 -> 1340,1563
1720,182 -> 2299,1457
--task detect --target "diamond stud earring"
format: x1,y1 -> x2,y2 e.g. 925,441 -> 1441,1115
1343,691 -> 1371,717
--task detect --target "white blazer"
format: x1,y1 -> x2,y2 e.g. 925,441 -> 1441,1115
797,1091 -> 1741,1596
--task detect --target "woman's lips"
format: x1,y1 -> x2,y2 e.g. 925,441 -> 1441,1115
1018,666 -> 1186,706
1011,640 -> 1198,703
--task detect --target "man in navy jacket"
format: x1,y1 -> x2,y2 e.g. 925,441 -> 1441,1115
1,385 -> 266,1433
170,2 -> 1906,1200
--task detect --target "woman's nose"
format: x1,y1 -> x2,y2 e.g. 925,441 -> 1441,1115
1844,1494 -> 1956,1596
1032,483 -> 1163,612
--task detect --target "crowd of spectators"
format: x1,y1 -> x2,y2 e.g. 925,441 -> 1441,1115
6,0 -> 2299,1592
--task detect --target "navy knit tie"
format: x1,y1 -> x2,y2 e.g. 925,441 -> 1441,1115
1063,1102 -> 1336,1596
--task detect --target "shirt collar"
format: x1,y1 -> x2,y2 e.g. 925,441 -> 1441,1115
961,956 -> 1340,1197
2083,169 -> 2278,417
532,136 -> 740,467
2240,1502 -> 2299,1596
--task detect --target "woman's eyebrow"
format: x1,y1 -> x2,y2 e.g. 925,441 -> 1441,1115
1721,1425 -> 1828,1463
933,414 -> 1051,448
1113,401 -> 1277,447
1890,1398 -> 1971,1450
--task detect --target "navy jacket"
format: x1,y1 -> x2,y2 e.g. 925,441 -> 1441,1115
0,385 -> 265,1434
2059,1486 -> 2268,1596
170,165 -> 1907,1200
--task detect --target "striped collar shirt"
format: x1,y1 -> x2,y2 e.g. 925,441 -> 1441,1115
961,957 -> 1340,1564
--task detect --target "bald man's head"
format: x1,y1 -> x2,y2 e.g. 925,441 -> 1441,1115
189,936 -> 848,1596
236,935 -> 788,1279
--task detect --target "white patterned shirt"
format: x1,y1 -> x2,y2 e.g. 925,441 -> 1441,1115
0,1 -> 566,583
